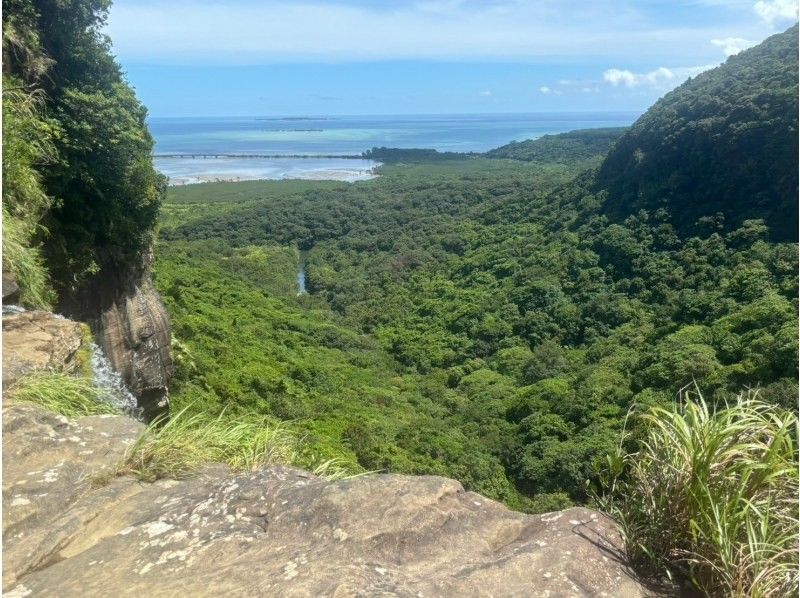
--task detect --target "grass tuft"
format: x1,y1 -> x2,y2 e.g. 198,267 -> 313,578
9,372 -> 119,417
119,405 -> 300,481
598,386 -> 798,597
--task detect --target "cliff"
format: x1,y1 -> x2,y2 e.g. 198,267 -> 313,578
32,253 -> 174,421
87,261 -> 173,421
2,403 -> 648,597
1,312 -> 652,597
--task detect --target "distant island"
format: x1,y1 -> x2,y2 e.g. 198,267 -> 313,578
255,116 -> 339,121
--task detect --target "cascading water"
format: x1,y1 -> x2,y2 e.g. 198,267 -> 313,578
89,343 -> 142,418
2,304 -> 141,417
297,264 -> 307,295
297,250 -> 309,296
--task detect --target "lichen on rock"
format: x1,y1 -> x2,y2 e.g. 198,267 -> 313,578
2,402 -> 649,597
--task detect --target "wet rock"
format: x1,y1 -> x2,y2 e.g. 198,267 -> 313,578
2,311 -> 85,388
94,274 -> 173,421
58,249 -> 174,421
2,404 -> 649,597
3,271 -> 20,304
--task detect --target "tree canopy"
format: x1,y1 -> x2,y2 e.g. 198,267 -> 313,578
2,0 -> 165,307
597,26 -> 799,241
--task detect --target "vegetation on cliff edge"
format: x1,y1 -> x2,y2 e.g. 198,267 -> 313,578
2,0 -> 165,307
599,389 -> 798,597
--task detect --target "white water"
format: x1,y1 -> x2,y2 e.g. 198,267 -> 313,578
2,303 -> 141,416
297,264 -> 307,295
89,343 -> 141,417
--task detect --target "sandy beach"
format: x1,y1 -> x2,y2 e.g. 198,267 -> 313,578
157,156 -> 380,186
167,169 -> 378,186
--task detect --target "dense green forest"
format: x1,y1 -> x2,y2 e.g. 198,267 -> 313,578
485,127 -> 626,164
2,0 -> 164,309
3,0 -> 796,518
1,0 -> 796,593
597,24 -> 798,241
156,27 -> 798,512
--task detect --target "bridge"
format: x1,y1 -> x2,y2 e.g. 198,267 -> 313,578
154,153 -> 365,160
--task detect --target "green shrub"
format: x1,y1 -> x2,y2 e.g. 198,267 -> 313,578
9,372 -> 118,416
1,76 -> 57,309
598,388 -> 798,596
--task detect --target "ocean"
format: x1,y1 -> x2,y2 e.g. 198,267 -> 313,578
150,112 -> 639,184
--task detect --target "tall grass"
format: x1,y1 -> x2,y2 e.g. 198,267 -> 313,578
2,211 -> 55,309
120,405 -> 300,481
3,79 -> 57,309
598,387 -> 798,597
9,372 -> 119,416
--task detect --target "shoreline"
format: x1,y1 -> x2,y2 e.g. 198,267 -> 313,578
166,170 -> 379,186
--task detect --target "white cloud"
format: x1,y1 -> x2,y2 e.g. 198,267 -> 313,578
711,36 -> 756,56
479,90 -> 492,96
603,64 -> 714,89
753,0 -> 798,25
603,68 -> 640,87
539,86 -> 552,94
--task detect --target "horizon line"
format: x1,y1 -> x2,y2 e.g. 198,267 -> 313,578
147,109 -> 644,119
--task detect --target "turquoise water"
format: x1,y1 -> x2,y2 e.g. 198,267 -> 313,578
149,112 -> 639,184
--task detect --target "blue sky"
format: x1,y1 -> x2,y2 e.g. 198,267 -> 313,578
106,0 -> 798,116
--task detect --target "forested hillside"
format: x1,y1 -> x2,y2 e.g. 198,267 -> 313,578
486,128 -> 626,164
2,0 -> 164,308
2,1 -> 796,594
597,25 -> 798,241
156,26 -> 798,512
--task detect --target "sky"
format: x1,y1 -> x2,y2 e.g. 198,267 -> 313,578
106,0 -> 799,116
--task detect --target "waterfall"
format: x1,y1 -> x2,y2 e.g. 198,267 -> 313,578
297,264 -> 307,295
297,251 -> 308,296
89,343 -> 142,418
3,304 -> 141,417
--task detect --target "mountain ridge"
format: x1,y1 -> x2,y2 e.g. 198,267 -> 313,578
596,25 -> 798,241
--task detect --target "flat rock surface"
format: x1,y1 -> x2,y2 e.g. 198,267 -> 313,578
3,404 -> 648,597
2,311 -> 85,388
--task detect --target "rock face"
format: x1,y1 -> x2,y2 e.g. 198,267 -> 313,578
94,273 -> 173,421
2,311 -> 85,388
2,404 -> 144,587
3,271 -> 20,304
55,247 -> 173,421
2,403 -> 649,597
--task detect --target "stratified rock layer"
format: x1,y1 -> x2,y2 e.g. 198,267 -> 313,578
2,311 -> 85,388
94,273 -> 173,421
3,403 -> 648,597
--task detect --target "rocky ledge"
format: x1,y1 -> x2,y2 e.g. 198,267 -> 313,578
2,400 -> 649,597
2,311 -> 86,388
